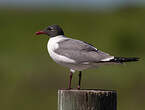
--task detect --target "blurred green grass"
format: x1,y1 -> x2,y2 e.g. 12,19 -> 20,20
0,7 -> 145,110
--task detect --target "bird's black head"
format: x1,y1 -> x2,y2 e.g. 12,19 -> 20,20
36,24 -> 64,37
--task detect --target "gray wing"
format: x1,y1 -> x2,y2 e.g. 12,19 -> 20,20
55,38 -> 113,64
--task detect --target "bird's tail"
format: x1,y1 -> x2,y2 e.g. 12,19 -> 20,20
110,57 -> 139,63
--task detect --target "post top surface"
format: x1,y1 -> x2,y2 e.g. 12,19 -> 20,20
58,89 -> 116,94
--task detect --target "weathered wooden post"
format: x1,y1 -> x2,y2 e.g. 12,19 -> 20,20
58,89 -> 117,110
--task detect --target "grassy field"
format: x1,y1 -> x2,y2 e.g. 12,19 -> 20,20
0,7 -> 145,110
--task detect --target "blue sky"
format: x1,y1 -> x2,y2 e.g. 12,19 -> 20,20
0,0 -> 145,9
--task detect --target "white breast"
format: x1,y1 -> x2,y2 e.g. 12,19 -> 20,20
47,35 -> 76,64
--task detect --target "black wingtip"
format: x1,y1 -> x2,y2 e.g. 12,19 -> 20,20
111,57 -> 140,63
132,57 -> 140,61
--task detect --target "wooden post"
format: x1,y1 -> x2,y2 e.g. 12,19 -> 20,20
58,89 -> 117,110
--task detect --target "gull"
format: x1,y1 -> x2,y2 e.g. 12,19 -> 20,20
36,24 -> 139,89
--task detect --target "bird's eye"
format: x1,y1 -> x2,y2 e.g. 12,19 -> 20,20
48,28 -> 51,30
48,27 -> 54,31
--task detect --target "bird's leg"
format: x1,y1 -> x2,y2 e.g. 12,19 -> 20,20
68,71 -> 73,89
77,71 -> 82,89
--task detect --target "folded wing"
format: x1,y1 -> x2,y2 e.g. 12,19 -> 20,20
55,38 -> 114,64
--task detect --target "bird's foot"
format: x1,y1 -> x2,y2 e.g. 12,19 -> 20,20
77,85 -> 81,90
